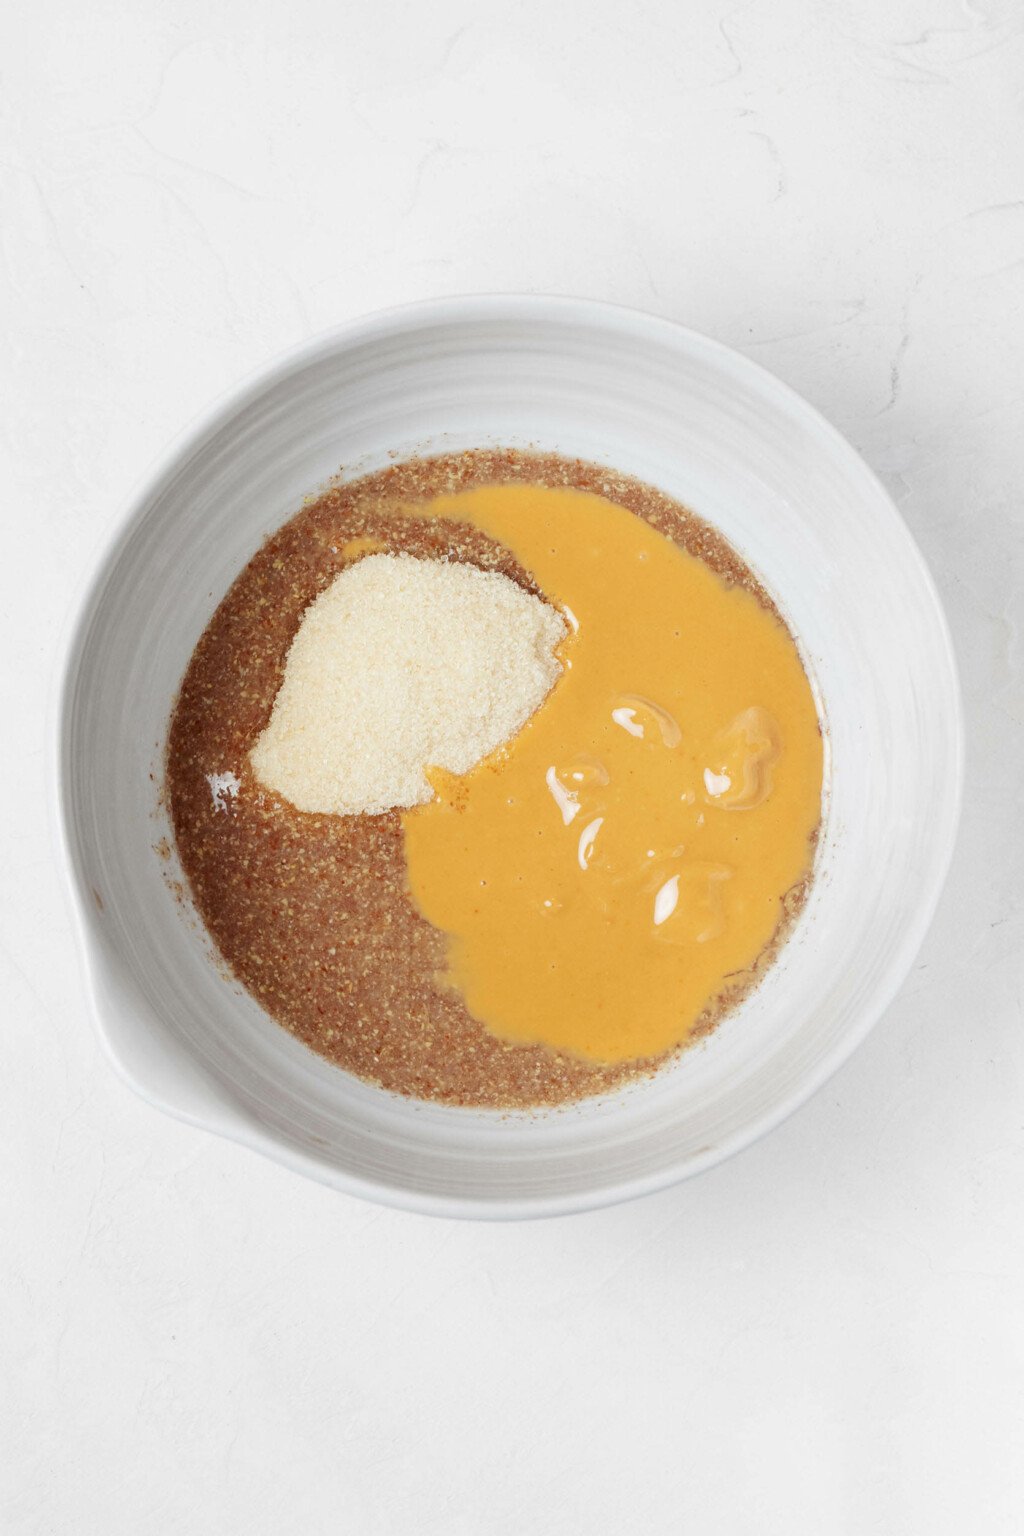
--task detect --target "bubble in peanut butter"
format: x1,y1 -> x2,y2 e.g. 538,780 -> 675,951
544,755 -> 610,825
576,816 -> 605,871
648,861 -> 733,944
703,707 -> 781,810
611,695 -> 682,748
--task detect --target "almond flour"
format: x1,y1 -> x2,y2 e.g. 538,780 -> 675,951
250,553 -> 565,816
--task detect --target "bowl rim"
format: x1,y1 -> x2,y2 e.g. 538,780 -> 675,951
52,293 -> 965,1219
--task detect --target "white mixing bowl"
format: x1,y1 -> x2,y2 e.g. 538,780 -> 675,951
56,296 -> 962,1218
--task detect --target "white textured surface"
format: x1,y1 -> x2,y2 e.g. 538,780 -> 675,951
1,0 -> 1021,1530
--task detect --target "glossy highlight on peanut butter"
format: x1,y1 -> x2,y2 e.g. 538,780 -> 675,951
402,483 -> 823,1064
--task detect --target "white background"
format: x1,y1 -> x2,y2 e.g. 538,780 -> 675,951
2,0 -> 1023,1531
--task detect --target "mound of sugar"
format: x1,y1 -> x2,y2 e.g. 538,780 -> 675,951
251,553 -> 566,816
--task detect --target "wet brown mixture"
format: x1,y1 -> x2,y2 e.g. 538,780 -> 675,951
167,450 -> 814,1108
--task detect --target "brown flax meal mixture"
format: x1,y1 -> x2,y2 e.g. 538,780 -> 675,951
166,450 -> 817,1108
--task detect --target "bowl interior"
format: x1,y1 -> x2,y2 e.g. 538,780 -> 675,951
59,299 -> 961,1216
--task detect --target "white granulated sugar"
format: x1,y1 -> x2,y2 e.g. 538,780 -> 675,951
251,554 -> 567,816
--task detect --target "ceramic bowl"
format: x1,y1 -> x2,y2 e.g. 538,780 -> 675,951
56,296 -> 962,1218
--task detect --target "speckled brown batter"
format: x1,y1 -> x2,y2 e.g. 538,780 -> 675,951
166,450 -> 815,1108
